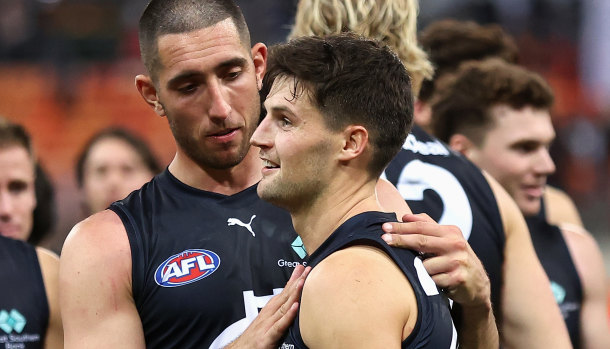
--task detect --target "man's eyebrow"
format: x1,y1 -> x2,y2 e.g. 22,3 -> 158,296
166,58 -> 249,87
266,105 -> 297,118
167,71 -> 202,87
216,57 -> 248,70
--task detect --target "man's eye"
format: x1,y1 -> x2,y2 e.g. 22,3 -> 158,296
225,70 -> 242,81
280,117 -> 292,127
8,181 -> 28,194
514,143 -> 537,153
178,84 -> 198,94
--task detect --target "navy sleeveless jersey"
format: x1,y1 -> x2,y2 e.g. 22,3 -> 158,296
383,125 -> 505,316
526,200 -> 582,349
109,169 -> 303,349
280,212 -> 456,349
0,236 -> 48,348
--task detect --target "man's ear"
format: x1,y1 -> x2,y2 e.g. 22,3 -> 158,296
135,75 -> 165,117
338,125 -> 368,161
251,43 -> 267,90
448,133 -> 474,156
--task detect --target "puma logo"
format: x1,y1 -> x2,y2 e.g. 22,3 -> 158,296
227,215 -> 257,237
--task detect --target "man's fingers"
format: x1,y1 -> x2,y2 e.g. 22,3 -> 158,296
266,266 -> 309,317
382,232 -> 461,255
266,302 -> 299,344
401,213 -> 435,223
428,263 -> 467,287
288,264 -> 306,283
421,255 -> 458,276
382,219 -> 461,238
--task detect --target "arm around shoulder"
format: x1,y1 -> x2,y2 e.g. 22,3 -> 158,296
60,210 -> 145,349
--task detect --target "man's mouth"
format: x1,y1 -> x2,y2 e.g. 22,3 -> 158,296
0,224 -> 19,238
209,128 -> 238,136
207,128 -> 239,142
522,184 -> 545,199
262,159 -> 279,169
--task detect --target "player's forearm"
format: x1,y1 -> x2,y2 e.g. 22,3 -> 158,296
455,300 -> 498,349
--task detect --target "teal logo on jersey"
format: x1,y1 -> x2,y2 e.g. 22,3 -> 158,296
291,237 -> 307,259
0,309 -> 27,334
550,281 -> 566,304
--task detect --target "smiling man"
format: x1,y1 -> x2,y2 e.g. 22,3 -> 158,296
60,1 -> 495,348
251,34 -> 497,348
431,58 -> 610,349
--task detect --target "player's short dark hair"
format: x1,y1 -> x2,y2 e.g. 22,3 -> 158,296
262,33 -> 413,177
418,19 -> 519,102
75,127 -> 162,187
431,58 -> 554,145
139,0 -> 251,81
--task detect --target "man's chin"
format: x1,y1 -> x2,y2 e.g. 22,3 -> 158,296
257,184 -> 287,207
520,199 -> 542,217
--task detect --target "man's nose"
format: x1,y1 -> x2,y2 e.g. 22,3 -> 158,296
0,191 -> 14,220
207,83 -> 232,120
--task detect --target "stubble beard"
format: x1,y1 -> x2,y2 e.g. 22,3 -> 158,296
258,176 -> 323,213
167,115 -> 254,170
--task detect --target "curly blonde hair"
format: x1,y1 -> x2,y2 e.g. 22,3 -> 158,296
289,0 -> 433,96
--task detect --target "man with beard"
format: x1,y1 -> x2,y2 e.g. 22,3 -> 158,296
60,1 -> 490,348
252,33 -> 496,348
289,1 -> 570,347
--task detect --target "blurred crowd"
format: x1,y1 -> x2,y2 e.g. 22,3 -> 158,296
0,0 -> 608,270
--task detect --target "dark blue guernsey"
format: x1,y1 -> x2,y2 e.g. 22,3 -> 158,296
109,169 -> 303,349
0,236 -> 48,349
280,212 -> 456,349
383,125 -> 505,319
526,200 -> 582,348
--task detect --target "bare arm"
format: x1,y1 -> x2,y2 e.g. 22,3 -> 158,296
381,213 -> 497,349
486,173 -> 571,349
60,210 -> 145,349
300,246 -> 415,348
36,247 -> 63,349
562,226 -> 610,349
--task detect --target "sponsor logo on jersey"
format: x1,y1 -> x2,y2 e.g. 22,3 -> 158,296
0,309 -> 26,334
227,215 -> 257,236
550,280 -> 566,304
277,259 -> 308,268
154,249 -> 221,287
402,133 -> 450,156
550,280 -> 580,320
291,236 -> 307,258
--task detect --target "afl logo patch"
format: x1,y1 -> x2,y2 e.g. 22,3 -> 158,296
154,249 -> 221,287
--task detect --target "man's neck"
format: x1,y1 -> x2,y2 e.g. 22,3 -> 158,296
168,148 -> 263,195
291,179 -> 380,255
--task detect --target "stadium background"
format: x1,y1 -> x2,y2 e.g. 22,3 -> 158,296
0,0 -> 608,274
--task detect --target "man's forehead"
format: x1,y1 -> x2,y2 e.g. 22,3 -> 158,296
0,146 -> 35,176
157,19 -> 246,57
267,77 -> 312,105
489,105 -> 555,139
